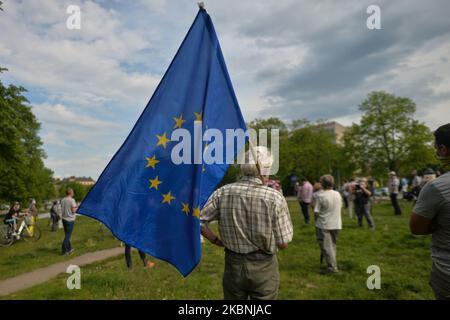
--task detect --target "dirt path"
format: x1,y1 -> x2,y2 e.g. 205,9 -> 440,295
0,247 -> 123,296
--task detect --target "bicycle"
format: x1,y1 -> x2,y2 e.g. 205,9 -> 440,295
0,215 -> 41,247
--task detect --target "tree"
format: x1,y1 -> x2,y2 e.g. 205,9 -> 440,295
248,117 -> 289,137
58,182 -> 91,202
249,118 -> 343,189
343,91 -> 437,178
0,70 -> 55,203
279,124 -> 341,188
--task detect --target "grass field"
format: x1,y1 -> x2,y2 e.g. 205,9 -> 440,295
2,200 -> 434,300
0,216 -> 120,280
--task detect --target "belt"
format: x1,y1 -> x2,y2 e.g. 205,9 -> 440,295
225,248 -> 273,261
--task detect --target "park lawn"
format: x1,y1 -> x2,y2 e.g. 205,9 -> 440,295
0,216 -> 120,280
3,200 -> 435,300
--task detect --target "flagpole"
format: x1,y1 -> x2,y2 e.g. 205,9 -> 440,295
197,2 -> 205,10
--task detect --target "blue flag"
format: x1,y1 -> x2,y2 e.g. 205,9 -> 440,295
78,8 -> 247,276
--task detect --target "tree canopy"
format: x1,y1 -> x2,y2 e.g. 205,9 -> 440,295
0,70 -> 55,204
342,91 -> 438,177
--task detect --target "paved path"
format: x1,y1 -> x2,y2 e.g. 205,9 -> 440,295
0,247 -> 123,296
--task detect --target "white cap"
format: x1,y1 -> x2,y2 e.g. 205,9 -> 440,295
249,146 -> 274,176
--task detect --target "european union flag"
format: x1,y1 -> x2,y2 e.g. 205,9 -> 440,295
78,8 -> 247,276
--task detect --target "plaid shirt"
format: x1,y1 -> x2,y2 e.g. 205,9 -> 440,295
200,176 -> 294,254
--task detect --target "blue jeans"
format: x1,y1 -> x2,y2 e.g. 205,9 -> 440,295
62,220 -> 75,254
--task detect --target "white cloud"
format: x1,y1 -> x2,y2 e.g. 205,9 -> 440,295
34,103 -> 120,130
0,0 -> 160,109
1,0 -> 449,179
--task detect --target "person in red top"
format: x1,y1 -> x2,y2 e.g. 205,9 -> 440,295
296,177 -> 313,225
265,178 -> 283,194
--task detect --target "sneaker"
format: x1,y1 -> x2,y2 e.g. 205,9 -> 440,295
327,267 -> 339,273
67,249 -> 75,255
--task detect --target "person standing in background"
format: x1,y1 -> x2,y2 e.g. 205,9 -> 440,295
388,172 -> 402,216
421,168 -> 437,188
401,176 -> 409,198
341,180 -> 349,209
411,170 -> 422,202
124,244 -> 155,269
354,178 -> 375,229
61,188 -> 78,255
28,199 -> 37,235
266,178 -> 283,194
346,178 -> 356,219
314,175 -> 342,273
57,200 -> 63,229
297,177 -> 313,225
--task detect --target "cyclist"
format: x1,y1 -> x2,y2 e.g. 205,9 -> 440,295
3,202 -> 21,237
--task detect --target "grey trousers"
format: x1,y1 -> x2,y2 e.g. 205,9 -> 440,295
223,249 -> 279,300
430,261 -> 450,300
316,228 -> 340,272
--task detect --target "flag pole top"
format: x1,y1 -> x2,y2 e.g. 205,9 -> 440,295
197,2 -> 205,10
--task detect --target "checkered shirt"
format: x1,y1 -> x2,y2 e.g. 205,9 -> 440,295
200,176 -> 294,254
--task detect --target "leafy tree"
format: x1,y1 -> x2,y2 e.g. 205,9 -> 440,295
279,125 -> 341,188
289,118 -> 310,131
343,91 -> 437,177
249,117 -> 344,192
58,182 -> 91,202
0,70 -> 55,203
248,117 -> 289,137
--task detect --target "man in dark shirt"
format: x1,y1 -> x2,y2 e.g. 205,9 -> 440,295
354,178 -> 375,229
4,202 -> 20,234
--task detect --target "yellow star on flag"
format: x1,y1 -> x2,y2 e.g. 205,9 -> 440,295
194,111 -> 202,121
173,114 -> 186,129
156,132 -> 170,149
149,176 -> 162,190
162,191 -> 175,205
181,202 -> 190,215
145,155 -> 160,169
193,206 -> 201,218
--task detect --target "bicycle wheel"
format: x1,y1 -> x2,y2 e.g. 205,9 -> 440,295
22,224 -> 41,242
0,225 -> 14,247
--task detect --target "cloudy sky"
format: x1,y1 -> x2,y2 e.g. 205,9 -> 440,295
1,0 -> 449,178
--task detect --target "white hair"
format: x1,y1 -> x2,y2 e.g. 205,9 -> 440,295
240,162 -> 260,177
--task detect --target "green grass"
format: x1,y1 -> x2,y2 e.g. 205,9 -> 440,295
0,216 -> 120,280
3,200 -> 434,299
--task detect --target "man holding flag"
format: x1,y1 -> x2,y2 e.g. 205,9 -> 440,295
78,6 -> 251,277
200,149 -> 293,300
